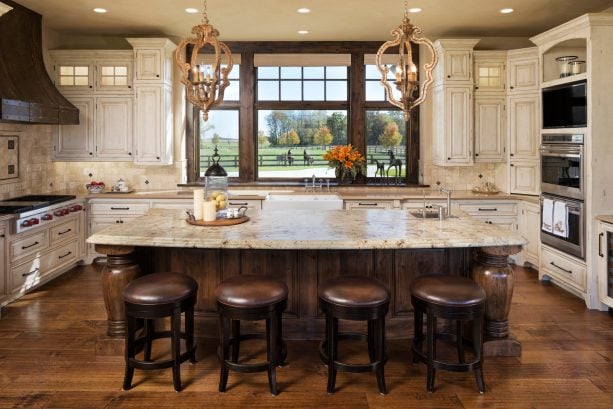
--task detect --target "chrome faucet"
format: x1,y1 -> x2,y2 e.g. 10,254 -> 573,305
305,174 -> 321,192
439,186 -> 452,217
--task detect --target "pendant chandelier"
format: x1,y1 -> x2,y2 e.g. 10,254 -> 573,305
375,1 -> 437,121
175,0 -> 233,121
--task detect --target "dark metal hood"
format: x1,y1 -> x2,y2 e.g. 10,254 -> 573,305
0,0 -> 78,124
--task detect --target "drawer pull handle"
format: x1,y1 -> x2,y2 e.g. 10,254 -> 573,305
22,268 -> 40,277
550,261 -> 572,275
59,251 -> 72,260
22,241 -> 40,250
110,207 -> 130,210
478,208 -> 498,211
358,202 -> 378,206
599,232 -> 604,257
58,229 -> 72,235
229,202 -> 248,206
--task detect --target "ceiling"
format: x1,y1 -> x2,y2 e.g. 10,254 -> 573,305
11,0 -> 613,44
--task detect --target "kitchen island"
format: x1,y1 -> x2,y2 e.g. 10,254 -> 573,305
88,208 -> 526,356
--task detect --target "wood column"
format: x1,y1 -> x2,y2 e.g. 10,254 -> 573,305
471,245 -> 523,357
94,244 -> 142,355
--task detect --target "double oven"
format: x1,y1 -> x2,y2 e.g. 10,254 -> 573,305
540,134 -> 585,259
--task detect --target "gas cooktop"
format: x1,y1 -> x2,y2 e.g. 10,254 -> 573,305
0,195 -> 76,214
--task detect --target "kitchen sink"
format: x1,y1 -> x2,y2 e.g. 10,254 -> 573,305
409,210 -> 441,219
263,194 -> 343,210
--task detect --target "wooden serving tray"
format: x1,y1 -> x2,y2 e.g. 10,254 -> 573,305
186,215 -> 249,226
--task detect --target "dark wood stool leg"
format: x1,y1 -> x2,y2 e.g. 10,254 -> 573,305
143,318 -> 154,362
277,308 -> 286,365
457,320 -> 465,364
171,306 -> 182,392
426,310 -> 436,393
375,316 -> 387,395
413,306 -> 423,363
326,314 -> 338,394
186,306 -> 196,364
231,319 -> 240,364
473,315 -> 486,393
267,315 -> 279,396
367,320 -> 376,363
123,314 -> 137,391
218,314 -> 231,393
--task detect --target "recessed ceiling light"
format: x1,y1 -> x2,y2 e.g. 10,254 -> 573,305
408,8 -> 422,13
185,8 -> 199,14
298,30 -> 309,35
297,8 -> 311,14
93,8 -> 107,14
500,8 -> 514,14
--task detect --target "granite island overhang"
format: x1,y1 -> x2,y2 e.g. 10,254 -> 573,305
88,208 -> 527,357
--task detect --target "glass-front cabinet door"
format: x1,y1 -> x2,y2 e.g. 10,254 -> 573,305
598,220 -> 613,308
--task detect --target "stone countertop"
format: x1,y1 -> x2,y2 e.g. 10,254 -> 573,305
85,188 -> 540,203
0,214 -> 14,222
597,215 -> 613,224
87,208 -> 527,250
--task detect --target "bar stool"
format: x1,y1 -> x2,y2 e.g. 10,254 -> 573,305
122,272 -> 198,392
215,275 -> 288,396
318,275 -> 390,395
410,275 -> 486,393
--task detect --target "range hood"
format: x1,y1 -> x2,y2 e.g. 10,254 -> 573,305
0,0 -> 78,124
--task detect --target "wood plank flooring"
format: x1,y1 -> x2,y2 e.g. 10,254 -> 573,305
0,264 -> 611,408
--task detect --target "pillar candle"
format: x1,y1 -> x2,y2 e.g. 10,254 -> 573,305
202,200 -> 217,222
193,190 -> 204,220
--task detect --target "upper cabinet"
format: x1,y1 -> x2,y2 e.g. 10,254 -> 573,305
434,39 -> 480,85
474,51 -> 506,93
50,50 -> 133,94
507,48 -> 539,94
126,38 -> 176,165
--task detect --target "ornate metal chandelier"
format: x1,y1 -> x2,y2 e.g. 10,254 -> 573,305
175,0 -> 233,121
375,1 -> 437,121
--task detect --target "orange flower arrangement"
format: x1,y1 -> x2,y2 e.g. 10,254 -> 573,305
323,144 -> 365,180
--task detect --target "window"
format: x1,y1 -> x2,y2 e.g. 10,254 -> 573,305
257,110 -> 347,179
59,65 -> 89,86
100,65 -> 128,86
186,44 -> 420,185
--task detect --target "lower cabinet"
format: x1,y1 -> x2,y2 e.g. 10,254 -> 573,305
597,220 -> 613,308
517,201 -> 540,267
456,200 -> 518,231
540,244 -> 586,299
510,160 -> 540,195
0,222 -> 6,310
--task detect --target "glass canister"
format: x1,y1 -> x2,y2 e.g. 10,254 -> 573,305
204,146 -> 228,212
555,56 -> 578,78
569,60 -> 586,75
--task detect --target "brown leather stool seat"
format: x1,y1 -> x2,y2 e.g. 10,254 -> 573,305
318,276 -> 390,395
410,275 -> 486,393
215,275 -> 288,396
122,272 -> 198,392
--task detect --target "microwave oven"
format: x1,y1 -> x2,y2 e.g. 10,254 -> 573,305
542,80 -> 587,129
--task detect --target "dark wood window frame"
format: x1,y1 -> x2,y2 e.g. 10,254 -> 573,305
185,42 -> 420,185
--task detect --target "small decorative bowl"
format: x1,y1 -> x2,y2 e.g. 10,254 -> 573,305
86,184 -> 105,193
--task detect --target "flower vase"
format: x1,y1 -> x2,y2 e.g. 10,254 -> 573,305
335,166 -> 352,185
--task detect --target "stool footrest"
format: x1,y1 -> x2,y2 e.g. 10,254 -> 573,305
129,346 -> 196,370
412,348 -> 481,372
319,333 -> 388,374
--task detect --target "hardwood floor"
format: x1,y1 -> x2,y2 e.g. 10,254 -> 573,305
0,264 -> 611,408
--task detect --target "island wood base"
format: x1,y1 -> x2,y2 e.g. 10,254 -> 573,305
94,245 -> 522,357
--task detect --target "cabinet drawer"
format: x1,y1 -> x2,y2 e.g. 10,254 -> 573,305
90,202 -> 149,215
344,200 -> 392,210
472,216 -> 517,231
10,231 -> 48,262
458,202 -> 517,216
50,219 -> 78,245
541,246 -> 586,290
11,241 -> 78,294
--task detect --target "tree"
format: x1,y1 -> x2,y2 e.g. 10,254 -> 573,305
313,126 -> 333,147
265,111 -> 290,145
257,130 -> 269,147
378,122 -> 402,148
326,112 -> 347,144
211,133 -> 221,145
287,129 -> 300,145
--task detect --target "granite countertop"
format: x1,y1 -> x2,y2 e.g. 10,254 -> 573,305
87,207 -> 527,250
85,187 -> 540,203
597,215 -> 613,224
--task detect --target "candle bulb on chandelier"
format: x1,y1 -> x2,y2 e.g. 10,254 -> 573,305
206,66 -> 211,82
408,63 -> 417,82
395,67 -> 402,83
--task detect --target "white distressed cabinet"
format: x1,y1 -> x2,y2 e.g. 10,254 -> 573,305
507,48 -> 539,94
474,95 -> 505,162
518,201 -> 540,267
508,94 -> 539,160
127,38 -> 176,165
597,220 -> 613,308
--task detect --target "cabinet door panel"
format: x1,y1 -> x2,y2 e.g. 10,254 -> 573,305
510,160 -> 540,195
445,86 -> 472,163
135,49 -> 161,81
509,95 -> 539,160
508,58 -> 538,93
134,86 -> 162,163
474,96 -> 505,162
95,97 -> 133,159
445,51 -> 471,81
54,97 -> 95,160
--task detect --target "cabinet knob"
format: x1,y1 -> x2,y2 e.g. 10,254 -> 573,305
156,74 -> 160,78
89,85 -> 93,88
447,75 -> 451,78
510,153 -> 514,157
510,163 -> 515,167
475,86 -> 479,90
475,153 -> 479,156
128,152 -> 132,156
156,156 -> 160,160
510,86 -> 514,89
89,152 -> 93,155
447,157 -> 451,160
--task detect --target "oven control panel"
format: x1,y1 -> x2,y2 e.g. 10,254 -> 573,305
15,202 -> 83,234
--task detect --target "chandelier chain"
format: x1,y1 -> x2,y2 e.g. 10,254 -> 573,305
201,0 -> 209,24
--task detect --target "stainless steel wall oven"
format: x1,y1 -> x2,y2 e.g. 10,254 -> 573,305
540,134 -> 584,200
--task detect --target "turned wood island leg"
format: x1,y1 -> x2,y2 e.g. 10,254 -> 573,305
95,244 -> 142,355
471,245 -> 523,357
